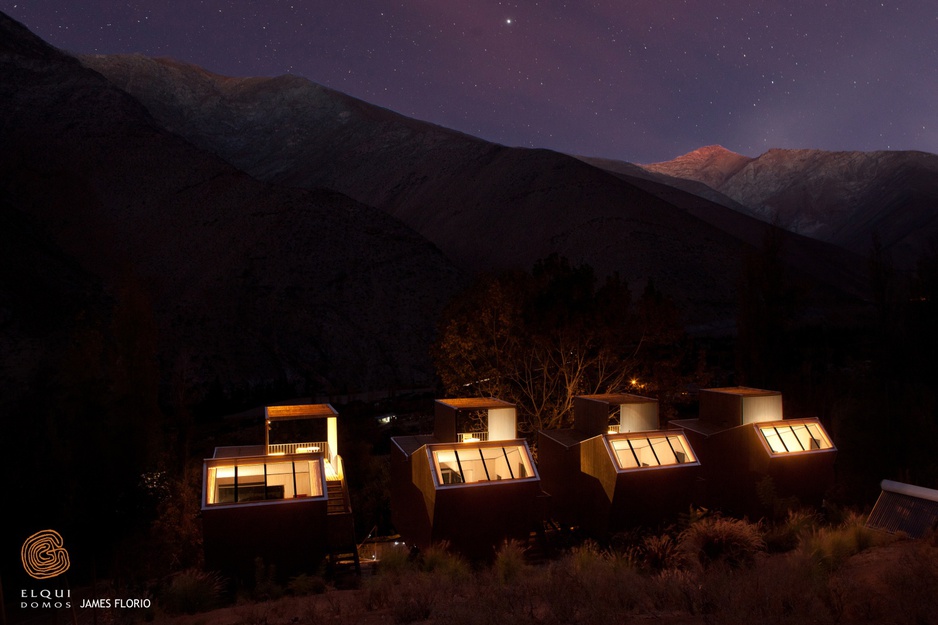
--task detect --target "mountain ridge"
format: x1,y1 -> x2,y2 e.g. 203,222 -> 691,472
1,12 -> 464,404
82,53 -> 871,329
636,146 -> 938,266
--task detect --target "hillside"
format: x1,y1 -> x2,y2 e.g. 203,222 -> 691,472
83,55 -> 870,327
641,146 -> 938,267
0,12 -> 464,404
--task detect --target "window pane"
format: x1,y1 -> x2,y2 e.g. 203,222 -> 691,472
668,436 -> 694,463
265,462 -> 292,499
433,446 -> 533,485
651,437 -> 678,465
790,425 -> 813,450
206,467 -> 218,504
761,427 -> 788,453
761,423 -> 833,454
805,423 -> 832,449
778,426 -> 805,451
480,446 -> 508,480
611,439 -> 638,468
631,438 -> 658,467
456,450 -> 487,483
433,450 -> 463,484
504,446 -> 532,478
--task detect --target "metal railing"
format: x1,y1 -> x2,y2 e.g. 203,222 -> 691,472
457,431 -> 488,442
268,441 -> 329,457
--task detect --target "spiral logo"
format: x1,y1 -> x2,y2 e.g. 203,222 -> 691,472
21,530 -> 70,580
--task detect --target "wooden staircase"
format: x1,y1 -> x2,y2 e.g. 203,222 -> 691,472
326,477 -> 360,578
327,479 -> 349,515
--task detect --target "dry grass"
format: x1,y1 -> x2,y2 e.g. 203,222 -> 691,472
145,514 -> 937,625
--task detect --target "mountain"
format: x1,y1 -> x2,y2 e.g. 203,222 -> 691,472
641,147 -> 938,268
0,12 -> 464,405
81,54 -> 870,328
643,145 -> 753,190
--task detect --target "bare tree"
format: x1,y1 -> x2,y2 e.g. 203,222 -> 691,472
433,255 -> 655,433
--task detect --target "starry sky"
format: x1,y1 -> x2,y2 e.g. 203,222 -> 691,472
3,0 -> 936,163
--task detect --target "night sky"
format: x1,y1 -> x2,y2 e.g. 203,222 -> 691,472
3,0 -> 936,163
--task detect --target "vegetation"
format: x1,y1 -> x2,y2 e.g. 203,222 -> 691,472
136,512 -> 936,625
432,254 -> 698,432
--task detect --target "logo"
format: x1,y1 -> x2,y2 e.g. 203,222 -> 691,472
21,529 -> 70,580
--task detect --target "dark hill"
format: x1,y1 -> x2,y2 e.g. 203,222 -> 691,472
83,55 -> 870,328
642,147 -> 938,268
0,12 -> 464,405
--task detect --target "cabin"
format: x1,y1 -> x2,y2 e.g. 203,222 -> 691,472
201,404 -> 357,579
669,387 -> 836,515
390,398 -> 543,559
538,394 -> 701,536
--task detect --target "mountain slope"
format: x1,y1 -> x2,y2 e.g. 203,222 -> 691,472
82,54 -> 870,326
642,147 -> 938,267
0,12 -> 463,401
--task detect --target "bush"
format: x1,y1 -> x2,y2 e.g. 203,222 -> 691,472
390,573 -> 437,624
287,573 -> 327,595
493,539 -> 528,585
802,512 -> 882,573
160,568 -> 225,615
377,542 -> 414,576
419,542 -> 471,583
631,533 -> 682,572
763,509 -> 819,553
679,516 -> 764,569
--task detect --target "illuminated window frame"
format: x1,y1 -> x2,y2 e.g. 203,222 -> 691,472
608,434 -> 697,470
431,443 -> 535,486
205,457 -> 325,506
758,420 -> 834,455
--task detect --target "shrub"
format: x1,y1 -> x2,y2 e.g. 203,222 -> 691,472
679,515 -> 764,569
802,512 -> 882,573
287,573 -> 327,595
631,533 -> 682,572
419,542 -> 471,583
390,572 -> 437,624
763,509 -> 819,553
376,542 -> 414,576
493,539 -> 529,585
159,568 -> 225,615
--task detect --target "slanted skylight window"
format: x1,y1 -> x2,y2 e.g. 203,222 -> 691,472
609,434 -> 696,470
432,444 -> 534,485
759,421 -> 833,454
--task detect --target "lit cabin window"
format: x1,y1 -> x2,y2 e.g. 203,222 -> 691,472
432,445 -> 534,485
610,435 -> 696,470
759,422 -> 833,454
206,459 -> 323,505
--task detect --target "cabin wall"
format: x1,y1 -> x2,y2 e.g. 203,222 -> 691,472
202,499 -> 328,581
741,394 -> 783,425
574,397 -> 609,436
537,432 -> 580,526
619,402 -> 659,432
390,444 -> 434,550
431,480 -> 542,560
488,408 -> 517,440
